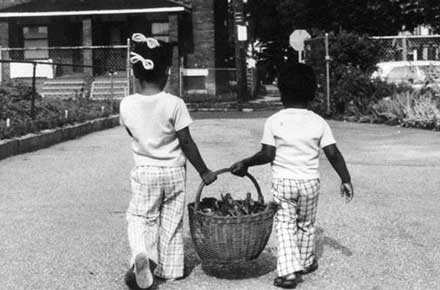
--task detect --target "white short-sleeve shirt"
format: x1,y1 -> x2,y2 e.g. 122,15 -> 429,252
261,108 -> 336,179
119,92 -> 192,167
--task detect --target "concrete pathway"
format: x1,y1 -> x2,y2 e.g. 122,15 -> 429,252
0,113 -> 439,290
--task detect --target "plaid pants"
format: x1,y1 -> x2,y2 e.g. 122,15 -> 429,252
272,178 -> 320,276
126,165 -> 186,279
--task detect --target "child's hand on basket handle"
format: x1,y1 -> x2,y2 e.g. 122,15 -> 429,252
230,145 -> 275,177
230,161 -> 248,177
201,169 -> 217,185
341,182 -> 354,203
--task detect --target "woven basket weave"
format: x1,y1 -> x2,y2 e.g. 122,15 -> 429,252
188,168 -> 276,265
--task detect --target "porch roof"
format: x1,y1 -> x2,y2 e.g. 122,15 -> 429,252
0,0 -> 188,18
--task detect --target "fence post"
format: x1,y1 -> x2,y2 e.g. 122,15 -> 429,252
324,33 -> 331,116
110,69 -> 114,100
0,46 -> 2,83
31,62 -> 37,120
402,36 -> 408,61
126,38 -> 131,95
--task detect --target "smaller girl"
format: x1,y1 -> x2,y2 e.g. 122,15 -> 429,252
120,33 -> 216,289
231,62 -> 354,289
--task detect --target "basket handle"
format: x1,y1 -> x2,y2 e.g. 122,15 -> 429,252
194,168 -> 264,212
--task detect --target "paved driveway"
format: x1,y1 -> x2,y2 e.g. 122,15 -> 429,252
0,113 -> 439,290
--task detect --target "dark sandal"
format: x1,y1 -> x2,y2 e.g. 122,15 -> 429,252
297,259 -> 318,275
273,274 -> 298,289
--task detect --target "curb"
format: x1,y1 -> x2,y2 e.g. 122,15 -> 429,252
187,101 -> 283,112
0,115 -> 120,161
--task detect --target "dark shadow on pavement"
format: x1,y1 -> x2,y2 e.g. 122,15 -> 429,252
183,237 -> 202,278
200,249 -> 276,280
315,227 -> 353,259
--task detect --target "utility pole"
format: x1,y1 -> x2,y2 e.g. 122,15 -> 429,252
232,0 -> 248,105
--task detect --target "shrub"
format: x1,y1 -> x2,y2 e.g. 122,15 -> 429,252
0,81 -> 120,139
329,31 -> 382,74
372,91 -> 440,130
307,31 -> 406,117
311,64 -> 404,117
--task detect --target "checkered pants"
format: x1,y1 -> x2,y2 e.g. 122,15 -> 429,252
272,178 -> 320,276
126,165 -> 186,279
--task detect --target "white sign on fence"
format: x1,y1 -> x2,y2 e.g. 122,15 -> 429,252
181,68 -> 209,76
237,25 -> 248,41
10,59 -> 54,79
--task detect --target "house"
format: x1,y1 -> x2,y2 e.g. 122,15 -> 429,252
0,0 -> 233,99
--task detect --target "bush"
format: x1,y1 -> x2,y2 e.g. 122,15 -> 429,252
311,64 -> 405,118
0,81 -> 120,140
307,31 -> 414,118
332,65 -> 408,116
329,31 -> 383,74
372,91 -> 440,130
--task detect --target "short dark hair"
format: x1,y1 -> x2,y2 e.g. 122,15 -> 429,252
277,62 -> 317,105
131,34 -> 173,86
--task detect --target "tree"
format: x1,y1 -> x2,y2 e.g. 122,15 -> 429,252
400,0 -> 440,32
246,0 -> 440,83
248,0 -> 420,40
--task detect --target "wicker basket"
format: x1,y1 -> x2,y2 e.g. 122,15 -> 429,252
188,168 -> 276,265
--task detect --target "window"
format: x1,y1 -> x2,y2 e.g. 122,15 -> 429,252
151,22 -> 169,42
23,26 -> 49,59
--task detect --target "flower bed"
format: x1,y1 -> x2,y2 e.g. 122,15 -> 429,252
0,81 -> 120,140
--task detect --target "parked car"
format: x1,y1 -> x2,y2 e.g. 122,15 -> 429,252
372,61 -> 440,90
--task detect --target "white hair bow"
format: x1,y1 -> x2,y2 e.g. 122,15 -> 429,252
131,33 -> 160,49
130,52 -> 155,70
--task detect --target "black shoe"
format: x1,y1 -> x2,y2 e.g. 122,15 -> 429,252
124,262 -> 154,290
273,274 -> 299,289
297,259 -> 318,275
125,266 -> 139,290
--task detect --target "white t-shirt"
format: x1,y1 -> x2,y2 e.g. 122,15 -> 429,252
261,108 -> 336,179
119,92 -> 193,167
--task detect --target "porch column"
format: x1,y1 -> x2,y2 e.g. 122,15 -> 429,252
166,13 -> 180,95
82,17 -> 93,76
0,21 -> 10,83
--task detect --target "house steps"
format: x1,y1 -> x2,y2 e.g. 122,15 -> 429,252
40,79 -> 86,99
90,78 -> 129,99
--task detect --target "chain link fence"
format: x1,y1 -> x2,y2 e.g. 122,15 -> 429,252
372,35 -> 440,62
304,34 -> 440,115
0,45 -> 243,103
0,45 -> 129,78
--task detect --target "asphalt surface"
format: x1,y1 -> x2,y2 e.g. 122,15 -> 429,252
0,112 -> 439,290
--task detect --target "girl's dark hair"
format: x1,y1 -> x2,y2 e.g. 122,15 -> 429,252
277,61 -> 317,105
131,34 -> 173,86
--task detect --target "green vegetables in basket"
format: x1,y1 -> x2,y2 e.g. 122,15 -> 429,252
199,192 -> 267,216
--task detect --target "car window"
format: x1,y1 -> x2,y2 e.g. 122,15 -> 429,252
387,66 -> 424,83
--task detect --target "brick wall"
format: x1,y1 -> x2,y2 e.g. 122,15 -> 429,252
186,0 -> 215,68
166,14 -> 180,95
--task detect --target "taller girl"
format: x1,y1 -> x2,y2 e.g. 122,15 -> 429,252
120,33 -> 216,289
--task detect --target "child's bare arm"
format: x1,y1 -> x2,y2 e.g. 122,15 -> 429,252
323,144 -> 354,202
230,145 -> 276,176
176,127 -> 216,184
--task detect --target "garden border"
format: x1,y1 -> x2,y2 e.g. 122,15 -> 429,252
0,115 -> 120,161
